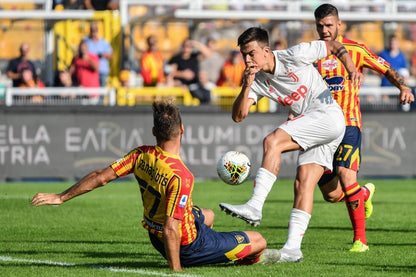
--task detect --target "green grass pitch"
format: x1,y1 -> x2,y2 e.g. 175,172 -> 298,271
1,178 -> 415,276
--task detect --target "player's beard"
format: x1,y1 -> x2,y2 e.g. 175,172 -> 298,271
331,28 -> 339,41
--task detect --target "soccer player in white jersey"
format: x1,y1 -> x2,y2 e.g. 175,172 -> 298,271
219,27 -> 363,262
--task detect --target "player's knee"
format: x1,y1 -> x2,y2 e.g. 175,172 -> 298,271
322,193 -> 339,203
245,231 -> 266,253
253,232 -> 267,250
263,134 -> 280,153
202,208 -> 215,228
259,236 -> 267,252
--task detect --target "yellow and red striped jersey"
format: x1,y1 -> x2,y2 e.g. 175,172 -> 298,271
111,145 -> 196,246
314,36 -> 390,129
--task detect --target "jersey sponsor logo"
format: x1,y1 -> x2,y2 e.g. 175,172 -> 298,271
277,85 -> 308,106
377,56 -> 386,65
323,76 -> 345,92
322,58 -> 339,70
285,68 -> 299,82
179,194 -> 188,208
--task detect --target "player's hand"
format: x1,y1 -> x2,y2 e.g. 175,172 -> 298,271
31,193 -> 63,206
346,71 -> 364,87
399,88 -> 415,104
242,64 -> 258,87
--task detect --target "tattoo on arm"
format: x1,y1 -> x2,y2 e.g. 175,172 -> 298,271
392,68 -> 405,85
335,46 -> 348,59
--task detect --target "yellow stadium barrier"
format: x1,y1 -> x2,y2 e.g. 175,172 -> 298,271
211,87 -> 269,113
117,87 -> 197,106
117,86 -> 269,112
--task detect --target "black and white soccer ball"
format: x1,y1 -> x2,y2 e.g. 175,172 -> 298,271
217,151 -> 251,185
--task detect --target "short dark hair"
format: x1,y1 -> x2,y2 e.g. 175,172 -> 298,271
237,27 -> 269,48
152,99 -> 182,142
314,3 -> 339,20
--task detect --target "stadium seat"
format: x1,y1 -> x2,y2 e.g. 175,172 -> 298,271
0,19 -> 44,60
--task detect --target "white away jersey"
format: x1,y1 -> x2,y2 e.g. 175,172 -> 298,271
249,40 -> 339,116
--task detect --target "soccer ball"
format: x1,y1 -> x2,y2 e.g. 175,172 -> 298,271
217,151 -> 251,185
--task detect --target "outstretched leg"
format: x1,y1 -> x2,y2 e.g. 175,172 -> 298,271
220,128 -> 300,226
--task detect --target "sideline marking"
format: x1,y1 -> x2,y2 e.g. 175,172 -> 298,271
0,256 -> 197,276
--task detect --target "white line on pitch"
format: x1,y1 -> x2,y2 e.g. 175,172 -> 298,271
0,256 -> 198,276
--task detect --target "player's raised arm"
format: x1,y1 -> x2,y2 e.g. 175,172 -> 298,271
31,167 -> 118,206
232,66 -> 256,122
325,40 -> 364,87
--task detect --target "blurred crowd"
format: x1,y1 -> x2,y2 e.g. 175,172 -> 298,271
5,29 -> 416,105
52,0 -> 119,11
2,1 -> 416,105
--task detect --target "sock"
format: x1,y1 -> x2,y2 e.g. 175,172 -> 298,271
246,167 -> 276,211
344,182 -> 367,245
235,249 -> 262,265
362,186 -> 370,201
283,208 -> 311,250
337,191 -> 345,202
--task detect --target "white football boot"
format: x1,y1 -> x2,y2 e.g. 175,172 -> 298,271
277,248 -> 303,263
219,203 -> 262,226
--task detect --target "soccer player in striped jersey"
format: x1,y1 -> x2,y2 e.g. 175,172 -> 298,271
313,3 -> 415,252
31,100 -> 281,271
31,101 -> 280,271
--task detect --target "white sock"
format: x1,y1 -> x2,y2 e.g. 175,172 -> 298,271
246,167 -> 276,211
283,208 -> 311,250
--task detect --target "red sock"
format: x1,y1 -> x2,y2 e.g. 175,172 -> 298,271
337,191 -> 345,202
344,182 -> 367,245
235,250 -> 262,265
362,186 -> 369,201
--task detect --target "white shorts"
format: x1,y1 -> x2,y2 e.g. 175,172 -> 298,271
279,105 -> 345,173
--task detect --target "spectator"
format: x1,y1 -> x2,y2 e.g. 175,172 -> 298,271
84,0 -> 118,10
168,38 -> 210,104
119,69 -> 130,89
83,22 -> 113,87
19,67 -> 45,103
19,68 -> 45,88
54,0 -> 84,10
53,68 -> 79,100
6,43 -> 39,87
70,40 -> 100,88
378,35 -> 409,101
273,39 -> 285,50
192,37 -> 225,89
139,35 -> 166,87
410,50 -> 416,78
216,50 -> 245,88
54,68 -> 78,87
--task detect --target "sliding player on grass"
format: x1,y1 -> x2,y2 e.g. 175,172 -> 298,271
32,100 -> 280,272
